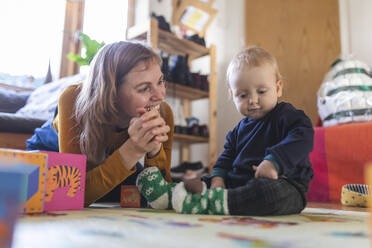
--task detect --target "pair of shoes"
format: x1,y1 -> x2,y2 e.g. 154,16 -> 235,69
184,34 -> 206,47
174,118 -> 209,137
169,55 -> 193,86
187,124 -> 209,137
174,125 -> 188,135
151,13 -> 171,32
161,54 -> 171,82
171,161 -> 204,175
190,73 -> 209,92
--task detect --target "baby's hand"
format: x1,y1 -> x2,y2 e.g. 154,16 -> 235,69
210,176 -> 226,189
252,160 -> 278,179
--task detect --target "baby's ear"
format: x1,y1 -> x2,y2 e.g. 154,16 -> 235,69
276,80 -> 283,97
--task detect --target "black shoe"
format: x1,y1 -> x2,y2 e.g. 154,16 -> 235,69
161,55 -> 171,81
184,34 -> 206,47
151,12 -> 171,32
169,55 -> 192,86
198,124 -> 209,137
200,74 -> 209,92
171,161 -> 204,174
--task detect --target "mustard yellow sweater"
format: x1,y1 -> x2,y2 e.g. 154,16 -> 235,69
53,84 -> 174,206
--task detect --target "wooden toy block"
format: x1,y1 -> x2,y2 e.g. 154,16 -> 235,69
120,185 -> 141,208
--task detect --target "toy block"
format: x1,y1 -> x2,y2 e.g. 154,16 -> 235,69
41,151 -> 86,211
120,185 -> 141,208
5,163 -> 40,202
0,149 -> 47,213
0,168 -> 23,248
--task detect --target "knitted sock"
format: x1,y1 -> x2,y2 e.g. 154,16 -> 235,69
136,167 -> 175,209
172,182 -> 229,215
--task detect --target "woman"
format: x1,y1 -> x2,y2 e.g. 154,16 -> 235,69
28,41 -> 174,206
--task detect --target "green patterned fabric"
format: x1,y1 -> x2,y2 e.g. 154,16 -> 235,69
136,167 -> 175,209
172,182 -> 229,215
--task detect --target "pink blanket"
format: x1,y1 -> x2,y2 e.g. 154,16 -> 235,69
307,122 -> 372,202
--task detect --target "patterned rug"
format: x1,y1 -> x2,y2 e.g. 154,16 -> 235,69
12,204 -> 369,248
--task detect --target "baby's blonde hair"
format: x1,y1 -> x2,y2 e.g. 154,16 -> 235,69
226,46 -> 282,87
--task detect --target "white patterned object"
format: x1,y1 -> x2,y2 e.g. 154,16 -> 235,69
318,59 -> 372,126
16,73 -> 86,120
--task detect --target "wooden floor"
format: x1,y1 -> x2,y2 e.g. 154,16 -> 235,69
308,201 -> 370,212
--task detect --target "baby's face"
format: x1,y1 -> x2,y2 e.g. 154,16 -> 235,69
229,64 -> 283,119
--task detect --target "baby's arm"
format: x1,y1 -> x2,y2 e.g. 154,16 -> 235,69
252,160 -> 278,179
210,176 -> 226,189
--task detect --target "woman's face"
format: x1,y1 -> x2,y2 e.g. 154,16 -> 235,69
117,60 -> 166,119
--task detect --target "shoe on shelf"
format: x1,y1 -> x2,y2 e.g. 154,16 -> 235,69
200,74 -> 209,92
174,125 -> 188,135
184,34 -> 206,47
151,12 -> 171,32
198,124 -> 209,137
171,161 -> 204,175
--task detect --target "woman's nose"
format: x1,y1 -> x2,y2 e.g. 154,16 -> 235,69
151,84 -> 166,100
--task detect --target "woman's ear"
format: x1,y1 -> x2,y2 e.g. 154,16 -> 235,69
276,80 -> 283,97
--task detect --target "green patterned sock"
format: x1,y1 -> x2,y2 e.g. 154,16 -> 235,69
172,182 -> 229,215
136,167 -> 175,209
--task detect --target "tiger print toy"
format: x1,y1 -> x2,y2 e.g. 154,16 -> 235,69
45,165 -> 81,202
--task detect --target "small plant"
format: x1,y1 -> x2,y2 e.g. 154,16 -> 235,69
67,32 -> 105,66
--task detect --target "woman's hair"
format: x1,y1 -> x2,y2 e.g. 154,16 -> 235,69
74,41 -> 161,166
226,46 -> 282,87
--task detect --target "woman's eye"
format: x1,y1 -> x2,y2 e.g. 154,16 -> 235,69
138,86 -> 150,93
238,94 -> 247,99
158,79 -> 166,87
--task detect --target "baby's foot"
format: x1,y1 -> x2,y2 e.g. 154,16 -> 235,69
183,176 -> 204,194
136,167 -> 175,209
172,182 -> 229,215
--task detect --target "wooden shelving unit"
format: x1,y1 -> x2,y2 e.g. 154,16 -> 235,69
165,81 -> 209,100
127,18 -> 217,169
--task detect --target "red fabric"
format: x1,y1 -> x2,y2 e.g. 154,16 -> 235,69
307,127 -> 329,202
307,122 -> 372,203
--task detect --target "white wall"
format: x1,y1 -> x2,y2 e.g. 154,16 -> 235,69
339,0 -> 372,66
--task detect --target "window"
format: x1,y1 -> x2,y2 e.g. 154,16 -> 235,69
83,0 -> 128,44
0,0 -> 65,88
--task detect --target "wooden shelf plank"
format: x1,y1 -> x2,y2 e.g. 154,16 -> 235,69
127,19 -> 209,59
166,81 -> 208,100
174,133 -> 208,143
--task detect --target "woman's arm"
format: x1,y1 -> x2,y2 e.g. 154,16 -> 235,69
56,85 -> 140,206
144,102 -> 174,182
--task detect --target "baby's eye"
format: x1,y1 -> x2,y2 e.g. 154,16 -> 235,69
257,89 -> 266,94
238,93 -> 247,99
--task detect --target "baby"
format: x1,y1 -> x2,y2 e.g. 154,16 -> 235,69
137,46 -> 314,216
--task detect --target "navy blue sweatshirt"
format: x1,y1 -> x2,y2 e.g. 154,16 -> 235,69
211,102 -> 314,188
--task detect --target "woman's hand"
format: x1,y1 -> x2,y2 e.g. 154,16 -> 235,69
127,108 -> 170,157
210,176 -> 226,189
252,160 -> 278,179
